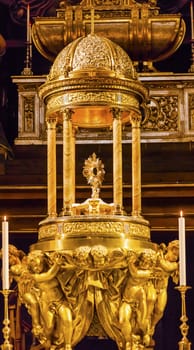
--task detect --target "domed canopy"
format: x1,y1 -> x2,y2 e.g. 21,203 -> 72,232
39,34 -> 148,128
48,34 -> 137,81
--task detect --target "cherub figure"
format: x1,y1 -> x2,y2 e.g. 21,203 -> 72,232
119,250 -> 156,350
90,245 -> 108,268
0,244 -> 26,286
26,250 -> 73,350
9,247 -> 43,342
149,240 -> 179,336
10,249 -> 73,350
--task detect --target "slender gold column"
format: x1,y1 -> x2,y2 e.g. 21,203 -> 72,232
62,109 -> 74,214
71,127 -> 76,204
130,112 -> 142,217
112,108 -> 123,214
47,117 -> 57,218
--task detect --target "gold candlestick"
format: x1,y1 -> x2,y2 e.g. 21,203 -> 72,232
1,290 -> 13,350
21,4 -> 33,76
175,286 -> 192,350
21,41 -> 33,76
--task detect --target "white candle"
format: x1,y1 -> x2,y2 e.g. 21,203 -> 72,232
29,22 -> 32,61
2,216 -> 9,290
27,4 -> 30,43
191,0 -> 194,40
178,211 -> 186,286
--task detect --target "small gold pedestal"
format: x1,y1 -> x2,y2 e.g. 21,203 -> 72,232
175,286 -> 192,350
0,290 -> 13,350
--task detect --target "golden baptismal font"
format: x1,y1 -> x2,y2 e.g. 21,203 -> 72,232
8,29 -> 181,350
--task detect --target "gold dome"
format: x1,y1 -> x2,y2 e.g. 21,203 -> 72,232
39,34 -> 148,128
48,34 -> 137,81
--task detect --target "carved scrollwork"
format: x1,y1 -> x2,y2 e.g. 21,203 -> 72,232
23,96 -> 35,133
38,219 -> 150,240
143,95 -> 178,131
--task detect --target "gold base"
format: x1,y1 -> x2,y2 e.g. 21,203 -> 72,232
1,343 -> 13,350
0,290 -> 14,350
21,67 -> 33,76
179,340 -> 192,350
175,286 -> 192,350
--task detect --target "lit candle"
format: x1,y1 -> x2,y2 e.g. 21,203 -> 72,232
191,0 -> 194,40
27,4 -> 30,43
178,211 -> 186,286
2,216 -> 9,290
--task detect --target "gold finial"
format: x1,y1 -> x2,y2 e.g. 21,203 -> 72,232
91,7 -> 95,35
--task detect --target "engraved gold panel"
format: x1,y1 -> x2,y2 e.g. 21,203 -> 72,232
37,216 -> 150,241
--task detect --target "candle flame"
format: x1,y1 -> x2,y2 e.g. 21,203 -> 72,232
3,216 -> 6,221
180,210 -> 183,217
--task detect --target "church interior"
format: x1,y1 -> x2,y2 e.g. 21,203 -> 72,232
0,1 -> 194,350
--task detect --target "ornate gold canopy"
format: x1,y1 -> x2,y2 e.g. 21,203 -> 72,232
36,32 -> 151,252
39,33 -> 148,128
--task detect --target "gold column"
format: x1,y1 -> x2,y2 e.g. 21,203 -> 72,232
130,113 -> 142,217
62,109 -> 74,214
47,117 -> 57,217
112,108 -> 123,214
71,127 -> 76,204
